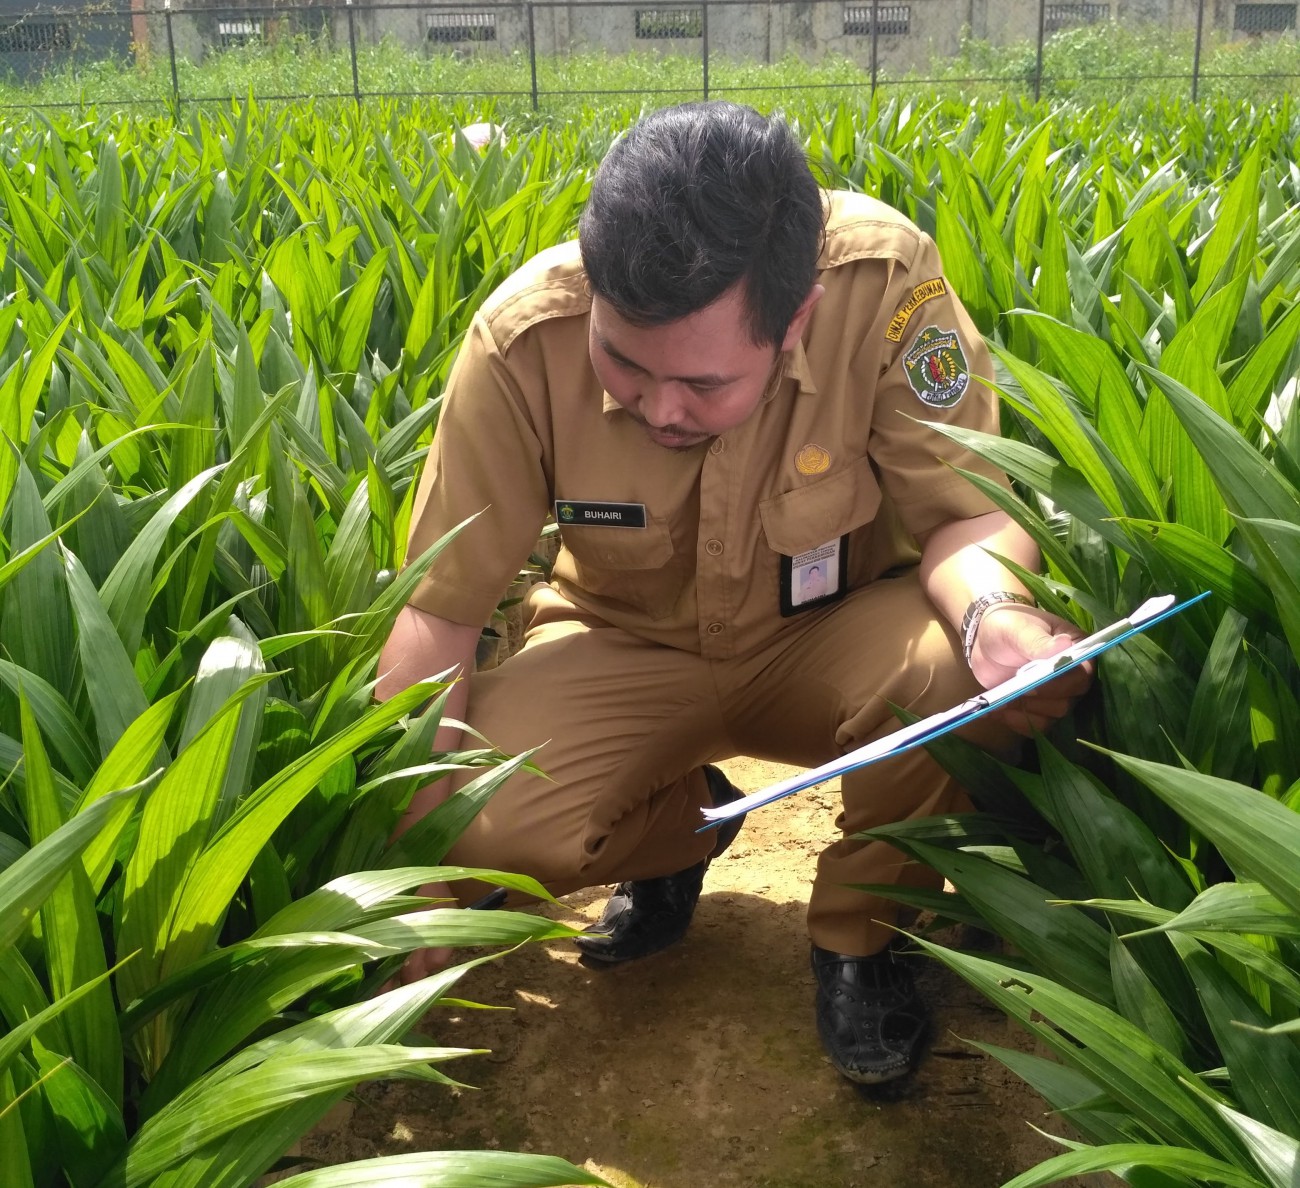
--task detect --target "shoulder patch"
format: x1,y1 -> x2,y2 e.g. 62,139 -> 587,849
885,279 -> 947,343
903,326 -> 970,408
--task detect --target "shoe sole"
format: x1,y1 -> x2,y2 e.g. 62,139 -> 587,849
816,1015 -> 929,1086
830,1059 -> 913,1085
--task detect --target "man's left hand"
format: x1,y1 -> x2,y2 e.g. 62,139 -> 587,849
968,604 -> 1093,736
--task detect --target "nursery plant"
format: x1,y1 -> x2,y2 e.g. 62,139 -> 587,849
816,98 -> 1300,1187
0,100 -> 609,1185
3,91 -> 1300,1185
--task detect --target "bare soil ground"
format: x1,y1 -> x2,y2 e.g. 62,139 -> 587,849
302,756 -> 1102,1188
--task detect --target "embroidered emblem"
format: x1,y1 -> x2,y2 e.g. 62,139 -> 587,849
885,279 -> 948,343
903,326 -> 970,408
558,504 -> 575,522
794,444 -> 831,475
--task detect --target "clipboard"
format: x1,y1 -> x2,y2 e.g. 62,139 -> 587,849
699,591 -> 1211,828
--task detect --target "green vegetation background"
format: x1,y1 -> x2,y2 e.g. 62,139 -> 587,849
4,21 -> 1300,112
0,79 -> 1298,1187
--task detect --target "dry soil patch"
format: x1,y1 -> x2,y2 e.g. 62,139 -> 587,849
306,757 -> 1101,1188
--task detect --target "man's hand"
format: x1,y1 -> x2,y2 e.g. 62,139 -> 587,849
968,603 -> 1093,736
377,606 -> 482,985
394,884 -> 456,985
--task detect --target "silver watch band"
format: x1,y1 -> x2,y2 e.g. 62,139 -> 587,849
961,591 -> 1032,667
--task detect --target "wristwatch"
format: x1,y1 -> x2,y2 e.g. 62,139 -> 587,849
961,591 -> 1032,667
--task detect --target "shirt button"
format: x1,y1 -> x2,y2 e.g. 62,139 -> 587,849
705,538 -> 724,556
707,622 -> 724,635
709,439 -> 725,455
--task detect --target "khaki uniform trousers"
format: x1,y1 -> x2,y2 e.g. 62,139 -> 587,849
445,567 -> 996,955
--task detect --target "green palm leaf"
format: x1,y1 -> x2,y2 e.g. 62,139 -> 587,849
273,1152 -> 612,1187
1214,1100 -> 1300,1188
116,1046 -> 474,1187
62,545 -> 151,758
0,787 -> 137,954
915,940 -> 1243,1160
159,681 -> 439,986
1103,751 -> 1300,917
19,694 -> 120,1108
1000,1142 -> 1263,1188
1168,933 -> 1300,1139
30,1037 -> 127,1188
1144,369 -> 1300,656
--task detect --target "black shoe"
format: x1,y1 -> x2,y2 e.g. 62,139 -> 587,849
811,945 -> 929,1085
575,766 -> 746,968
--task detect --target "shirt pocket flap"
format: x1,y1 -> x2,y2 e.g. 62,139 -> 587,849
560,519 -> 675,570
759,457 -> 882,556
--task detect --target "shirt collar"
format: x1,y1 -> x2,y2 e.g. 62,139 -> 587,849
759,339 -> 818,406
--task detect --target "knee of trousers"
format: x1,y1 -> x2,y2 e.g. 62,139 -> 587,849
838,615 -> 978,748
908,615 -> 982,707
442,807 -> 592,888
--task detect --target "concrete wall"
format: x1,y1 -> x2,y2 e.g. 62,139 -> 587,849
0,0 -> 133,78
526,1 -> 966,64
157,3 -> 331,66
153,0 -> 1298,74
978,0 -> 1041,46
338,1 -> 529,55
765,1 -> 947,71
401,0 -> 1277,69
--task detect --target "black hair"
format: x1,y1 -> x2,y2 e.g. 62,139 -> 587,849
579,101 -> 825,347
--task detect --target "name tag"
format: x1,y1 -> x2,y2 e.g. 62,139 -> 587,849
554,500 -> 648,528
780,536 -> 848,617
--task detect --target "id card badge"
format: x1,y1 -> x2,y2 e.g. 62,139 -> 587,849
780,536 -> 849,617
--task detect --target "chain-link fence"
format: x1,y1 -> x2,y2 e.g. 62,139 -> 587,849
0,0 -> 1296,108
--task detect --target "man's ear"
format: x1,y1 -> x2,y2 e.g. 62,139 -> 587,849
780,284 -> 825,352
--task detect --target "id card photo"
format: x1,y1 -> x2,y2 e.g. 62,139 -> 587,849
781,537 -> 847,616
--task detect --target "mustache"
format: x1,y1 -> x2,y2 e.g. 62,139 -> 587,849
626,411 -> 701,440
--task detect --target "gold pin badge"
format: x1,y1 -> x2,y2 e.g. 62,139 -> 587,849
795,444 -> 831,475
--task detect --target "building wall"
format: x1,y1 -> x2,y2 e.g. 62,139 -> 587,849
0,0 -> 132,79
154,3 -> 332,66
390,0 -> 1287,71
978,0 -> 1041,45
127,0 -> 1300,77
334,1 -> 529,57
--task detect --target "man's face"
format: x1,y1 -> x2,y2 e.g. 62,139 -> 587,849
590,283 -> 818,451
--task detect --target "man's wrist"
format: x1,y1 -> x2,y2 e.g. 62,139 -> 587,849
961,591 -> 1033,667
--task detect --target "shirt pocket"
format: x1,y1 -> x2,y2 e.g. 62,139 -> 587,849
758,456 -> 882,556
555,518 -> 688,621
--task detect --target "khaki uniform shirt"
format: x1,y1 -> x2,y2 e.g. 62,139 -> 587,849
406,191 -> 1011,660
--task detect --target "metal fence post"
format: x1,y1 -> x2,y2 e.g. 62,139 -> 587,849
1191,0 -> 1206,102
870,0 -> 880,92
345,0 -> 362,106
526,2 -> 539,111
1033,0 -> 1047,101
163,0 -> 180,112
702,0 -> 710,99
